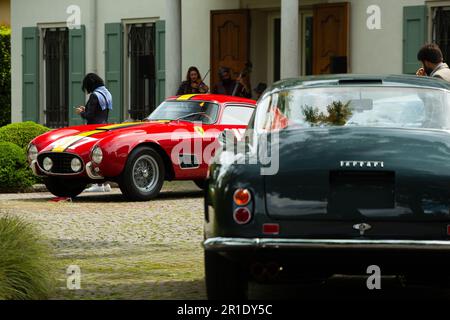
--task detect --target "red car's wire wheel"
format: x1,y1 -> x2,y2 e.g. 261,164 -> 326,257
119,146 -> 165,201
132,155 -> 159,193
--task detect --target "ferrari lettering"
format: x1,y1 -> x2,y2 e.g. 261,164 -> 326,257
340,160 -> 384,168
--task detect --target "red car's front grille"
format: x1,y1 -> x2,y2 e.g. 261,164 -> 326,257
37,153 -> 84,174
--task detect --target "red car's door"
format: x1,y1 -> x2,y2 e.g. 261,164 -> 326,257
171,103 -> 255,180
206,103 -> 256,164
170,122 -> 219,180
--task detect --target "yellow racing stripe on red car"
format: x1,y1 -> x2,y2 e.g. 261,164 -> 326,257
52,130 -> 105,152
52,136 -> 86,152
177,94 -> 198,101
97,122 -> 143,130
51,122 -> 148,152
77,130 -> 104,137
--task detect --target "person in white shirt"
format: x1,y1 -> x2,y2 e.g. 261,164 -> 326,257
416,43 -> 450,82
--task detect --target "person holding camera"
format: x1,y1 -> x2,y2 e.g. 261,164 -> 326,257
75,73 -> 113,124
416,43 -> 450,82
75,73 -> 113,193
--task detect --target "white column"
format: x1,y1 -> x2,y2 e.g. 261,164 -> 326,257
281,0 -> 300,79
165,0 -> 182,97
88,0 -> 98,74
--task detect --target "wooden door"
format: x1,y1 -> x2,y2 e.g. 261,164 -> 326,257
313,3 -> 349,75
210,10 -> 250,87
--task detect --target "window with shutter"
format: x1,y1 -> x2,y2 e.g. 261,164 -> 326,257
105,23 -> 123,123
68,26 -> 86,126
155,20 -> 165,107
22,27 -> 39,122
432,7 -> 450,65
403,6 -> 428,74
43,27 -> 69,128
128,23 -> 156,120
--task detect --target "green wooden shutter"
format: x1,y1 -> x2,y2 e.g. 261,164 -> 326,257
22,27 -> 39,122
155,20 -> 166,107
105,23 -> 123,123
69,26 -> 86,125
403,6 -> 428,74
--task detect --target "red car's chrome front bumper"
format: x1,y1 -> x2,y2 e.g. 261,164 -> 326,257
31,159 -> 104,180
30,160 -> 45,177
85,162 -> 104,180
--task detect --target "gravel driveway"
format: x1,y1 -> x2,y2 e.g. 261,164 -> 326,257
0,181 -> 206,300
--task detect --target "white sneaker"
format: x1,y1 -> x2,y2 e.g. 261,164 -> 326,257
85,183 -> 113,193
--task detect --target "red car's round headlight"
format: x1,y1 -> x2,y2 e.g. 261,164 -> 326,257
27,144 -> 38,162
91,146 -> 103,164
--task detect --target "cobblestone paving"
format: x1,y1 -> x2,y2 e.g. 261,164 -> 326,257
0,181 -> 206,300
2,182 -> 449,301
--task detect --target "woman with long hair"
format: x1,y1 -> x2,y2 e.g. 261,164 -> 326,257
177,66 -> 209,95
75,73 -> 113,124
75,73 -> 113,192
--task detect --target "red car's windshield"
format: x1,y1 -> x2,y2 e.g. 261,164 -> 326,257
147,101 -> 220,124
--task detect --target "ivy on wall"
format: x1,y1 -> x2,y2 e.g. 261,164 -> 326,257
0,26 -> 10,127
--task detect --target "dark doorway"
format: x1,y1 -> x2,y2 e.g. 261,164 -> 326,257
433,7 -> 450,65
274,18 -> 281,82
128,24 -> 156,120
313,3 -> 349,74
43,28 -> 69,128
304,15 -> 314,76
273,15 -> 313,80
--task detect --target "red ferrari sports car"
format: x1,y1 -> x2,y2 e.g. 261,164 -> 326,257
27,94 -> 256,201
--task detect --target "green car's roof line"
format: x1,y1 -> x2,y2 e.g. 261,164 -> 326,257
269,74 -> 450,92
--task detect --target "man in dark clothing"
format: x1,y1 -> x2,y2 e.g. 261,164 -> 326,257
212,67 -> 252,98
75,73 -> 113,124
253,82 -> 267,100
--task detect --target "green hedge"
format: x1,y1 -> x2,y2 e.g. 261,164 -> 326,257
0,122 -> 50,149
0,215 -> 55,299
0,26 -> 10,127
0,142 -> 35,192
0,122 -> 50,192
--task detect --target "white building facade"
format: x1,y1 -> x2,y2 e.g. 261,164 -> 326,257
11,0 -> 447,127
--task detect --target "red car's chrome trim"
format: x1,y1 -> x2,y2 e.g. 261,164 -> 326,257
178,153 -> 201,170
30,160 -> 46,177
86,162 -> 104,180
203,237 -> 450,251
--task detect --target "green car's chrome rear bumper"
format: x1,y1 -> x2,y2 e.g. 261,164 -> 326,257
203,237 -> 450,251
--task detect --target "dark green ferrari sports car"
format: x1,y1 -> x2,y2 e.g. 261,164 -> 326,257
203,74 -> 450,299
